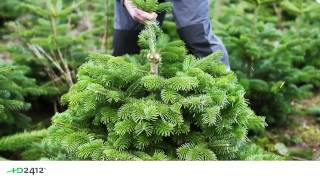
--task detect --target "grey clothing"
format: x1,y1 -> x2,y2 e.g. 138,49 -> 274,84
114,0 -> 230,71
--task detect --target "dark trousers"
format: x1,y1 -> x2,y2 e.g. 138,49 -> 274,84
113,0 -> 230,71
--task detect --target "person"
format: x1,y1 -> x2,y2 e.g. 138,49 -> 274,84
113,0 -> 230,71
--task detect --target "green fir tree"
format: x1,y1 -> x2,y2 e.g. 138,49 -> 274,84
0,62 -> 45,136
0,61 -> 49,160
44,0 -> 277,160
213,0 -> 320,125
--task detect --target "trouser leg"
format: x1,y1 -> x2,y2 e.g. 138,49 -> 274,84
113,0 -> 166,56
172,0 -> 230,71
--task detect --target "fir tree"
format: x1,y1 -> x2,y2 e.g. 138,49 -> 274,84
75,0 -> 115,52
0,62 -> 46,136
0,0 -> 117,160
2,0 -> 103,95
0,0 -> 28,20
214,0 -> 320,125
0,0 -> 116,113
0,61 -> 50,160
44,0 -> 276,160
0,129 -> 48,160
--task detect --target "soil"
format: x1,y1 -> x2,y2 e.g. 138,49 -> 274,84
259,94 -> 320,160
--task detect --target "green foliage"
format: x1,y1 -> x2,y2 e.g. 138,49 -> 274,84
1,0 -> 111,160
46,52 -> 269,160
238,143 -> 282,160
300,126 -> 320,149
0,129 -> 48,160
0,62 -> 46,136
0,62 -> 50,160
132,0 -> 172,13
0,0 -> 28,20
307,106 -> 320,122
214,0 -> 320,125
0,129 -> 47,151
0,0 -> 83,20
299,126 -> 320,160
44,1 -> 273,159
1,0 -> 114,97
1,0 -> 302,161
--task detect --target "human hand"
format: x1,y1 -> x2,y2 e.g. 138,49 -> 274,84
123,0 -> 158,24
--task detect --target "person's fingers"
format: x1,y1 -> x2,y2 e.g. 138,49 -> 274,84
150,12 -> 158,20
137,10 -> 158,21
125,0 -> 158,23
130,9 -> 158,24
133,13 -> 146,24
135,11 -> 147,21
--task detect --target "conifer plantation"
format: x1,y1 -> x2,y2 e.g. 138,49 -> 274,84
0,0 -> 319,161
